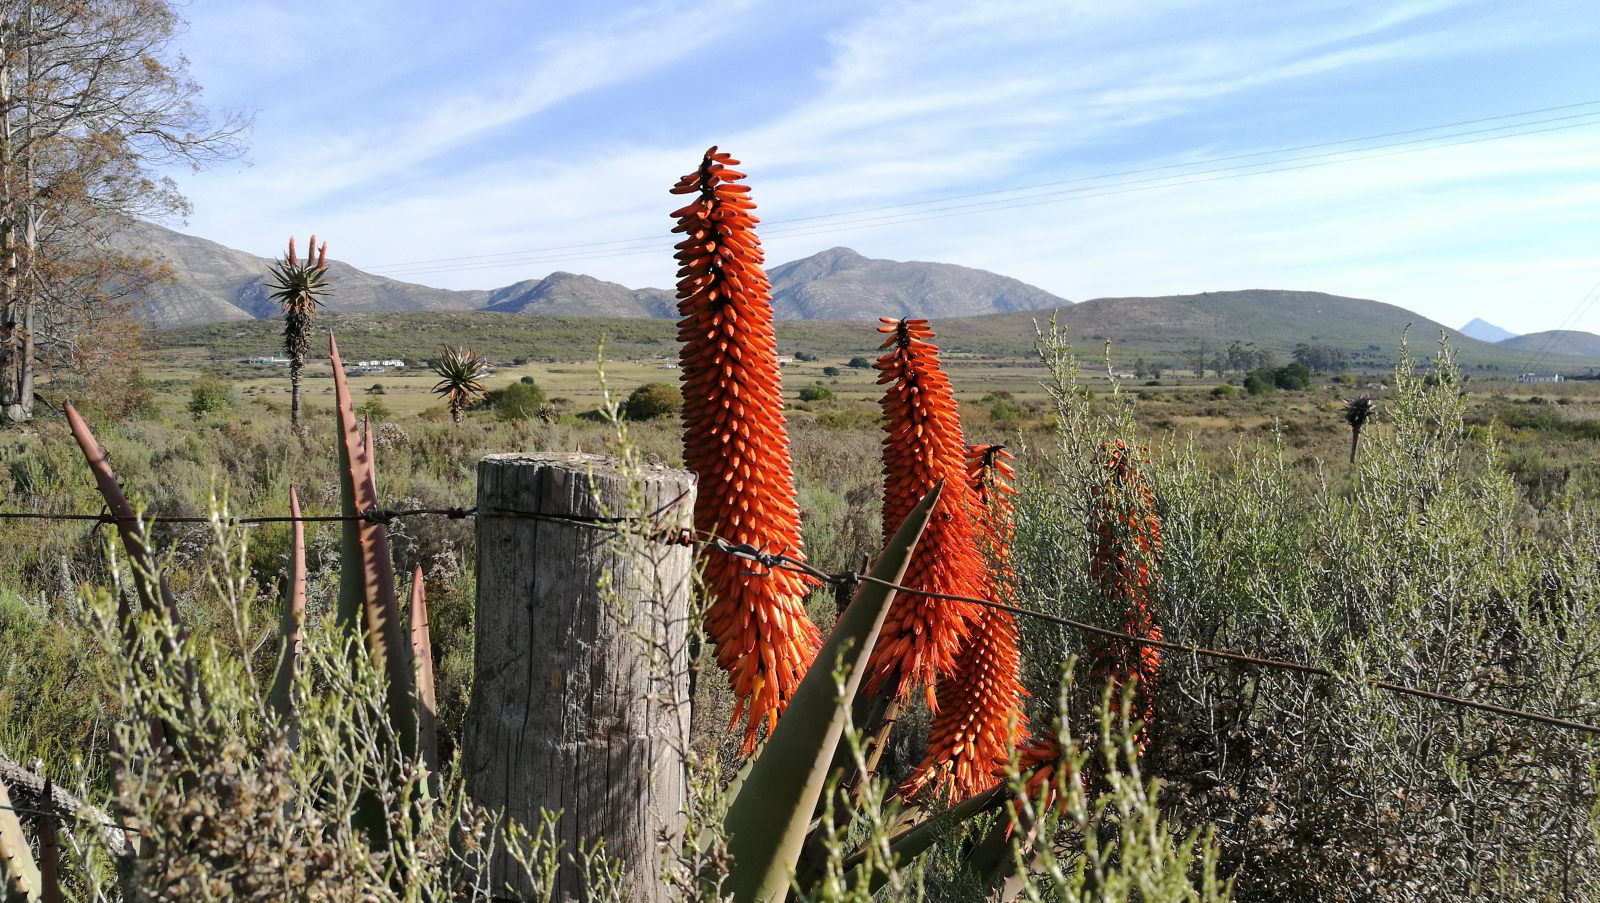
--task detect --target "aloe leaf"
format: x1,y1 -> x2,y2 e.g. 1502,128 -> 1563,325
329,335 -> 416,753
409,566 -> 438,776
0,778 -> 41,903
65,403 -> 183,752
270,487 -> 308,722
863,784 -> 1009,894
63,403 -> 177,624
721,483 -> 941,903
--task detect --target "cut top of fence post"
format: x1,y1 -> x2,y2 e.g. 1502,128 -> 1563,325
466,452 -> 695,903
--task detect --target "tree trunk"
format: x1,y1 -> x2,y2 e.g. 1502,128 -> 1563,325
289,359 -> 302,432
466,453 -> 693,903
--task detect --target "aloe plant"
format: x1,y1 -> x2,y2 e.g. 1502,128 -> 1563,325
329,336 -> 418,766
1343,395 -> 1376,463
409,565 -> 438,775
63,403 -> 178,625
266,236 -> 330,432
428,346 -> 488,424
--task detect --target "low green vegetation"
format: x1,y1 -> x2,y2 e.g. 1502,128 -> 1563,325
624,382 -> 682,420
5,324 -> 1600,899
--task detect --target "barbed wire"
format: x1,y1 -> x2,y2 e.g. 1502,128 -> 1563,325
0,506 -> 475,525
0,802 -> 140,835
4,500 -> 1599,739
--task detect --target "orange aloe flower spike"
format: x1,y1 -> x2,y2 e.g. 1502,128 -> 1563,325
671,147 -> 821,753
865,318 -> 988,706
901,444 -> 1028,803
1086,439 -> 1163,746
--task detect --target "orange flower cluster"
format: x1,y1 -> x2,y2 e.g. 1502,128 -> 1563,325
670,147 -> 821,751
866,318 -> 989,705
1087,439 -> 1163,741
901,444 -> 1028,803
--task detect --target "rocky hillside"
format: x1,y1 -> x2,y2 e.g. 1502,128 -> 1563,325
119,221 -> 487,326
1496,330 -> 1600,360
765,247 -> 1066,319
120,223 -> 1071,327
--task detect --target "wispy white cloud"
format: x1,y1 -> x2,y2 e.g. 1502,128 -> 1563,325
168,0 -> 1600,333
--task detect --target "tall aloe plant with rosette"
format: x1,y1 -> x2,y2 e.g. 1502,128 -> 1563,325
428,346 -> 488,425
669,146 -> 822,752
266,236 -> 329,432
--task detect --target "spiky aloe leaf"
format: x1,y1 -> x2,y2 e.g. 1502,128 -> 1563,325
864,784 -> 1008,894
721,483 -> 941,903
329,335 -> 417,756
65,403 -> 185,752
270,487 -> 308,722
64,403 -> 177,623
409,566 -> 438,775
0,778 -> 40,903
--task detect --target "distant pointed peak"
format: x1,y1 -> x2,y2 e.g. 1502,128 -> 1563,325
813,246 -> 865,262
1459,317 -> 1518,343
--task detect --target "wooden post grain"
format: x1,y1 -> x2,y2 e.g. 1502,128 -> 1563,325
466,453 -> 694,902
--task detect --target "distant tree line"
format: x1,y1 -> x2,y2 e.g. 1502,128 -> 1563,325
1177,340 -> 1353,379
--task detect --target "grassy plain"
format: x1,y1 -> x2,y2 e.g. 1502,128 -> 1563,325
140,311 -> 1600,500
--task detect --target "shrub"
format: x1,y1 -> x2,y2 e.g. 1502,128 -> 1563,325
367,383 -> 385,395
1016,334 -> 1600,899
793,350 -> 819,362
822,366 -> 840,377
847,356 -> 872,369
188,373 -> 233,416
491,380 -> 547,421
1210,384 -> 1235,398
623,382 -> 682,420
798,383 -> 835,403
356,397 -> 391,422
989,397 -> 1025,424
1275,361 -> 1311,389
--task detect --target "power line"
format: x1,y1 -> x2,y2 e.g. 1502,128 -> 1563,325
370,110 -> 1600,281
359,102 -> 1600,280
361,100 -> 1600,272
1515,277 -> 1600,376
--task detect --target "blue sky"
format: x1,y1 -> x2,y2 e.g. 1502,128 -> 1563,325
170,0 -> 1600,334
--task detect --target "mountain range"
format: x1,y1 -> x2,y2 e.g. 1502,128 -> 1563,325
122,222 -> 1068,327
125,221 -> 1600,370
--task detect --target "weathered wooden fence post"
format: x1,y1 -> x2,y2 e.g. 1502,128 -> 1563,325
466,453 -> 694,902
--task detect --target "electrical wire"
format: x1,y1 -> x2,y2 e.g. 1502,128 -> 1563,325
358,103 -> 1600,280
